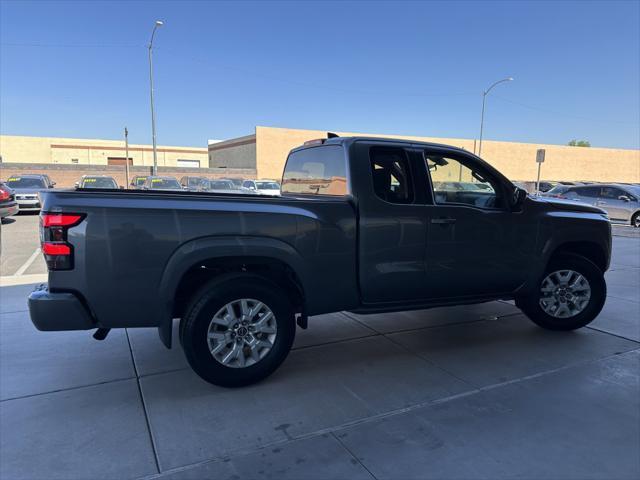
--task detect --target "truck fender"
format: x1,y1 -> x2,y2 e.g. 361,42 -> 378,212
157,236 -> 309,348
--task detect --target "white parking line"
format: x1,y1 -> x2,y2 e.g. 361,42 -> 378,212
14,248 -> 41,276
0,273 -> 48,287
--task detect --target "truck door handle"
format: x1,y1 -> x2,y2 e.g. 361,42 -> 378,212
431,217 -> 457,225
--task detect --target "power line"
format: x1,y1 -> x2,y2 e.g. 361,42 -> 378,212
0,42 -> 145,48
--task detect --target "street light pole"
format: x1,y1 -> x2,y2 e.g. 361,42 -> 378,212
478,77 -> 513,157
148,20 -> 163,176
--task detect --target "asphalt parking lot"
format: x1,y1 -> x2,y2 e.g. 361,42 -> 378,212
0,214 -> 639,480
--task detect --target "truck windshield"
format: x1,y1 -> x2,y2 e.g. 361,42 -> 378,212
281,145 -> 347,196
6,177 -> 46,189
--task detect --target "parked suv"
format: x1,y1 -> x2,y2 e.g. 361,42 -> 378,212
142,176 -> 182,191
75,175 -> 120,189
545,184 -> 640,227
5,174 -> 55,211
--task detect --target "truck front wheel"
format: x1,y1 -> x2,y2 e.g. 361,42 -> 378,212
181,275 -> 296,387
518,253 -> 606,331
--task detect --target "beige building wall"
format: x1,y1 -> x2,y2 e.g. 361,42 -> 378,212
208,134 -> 257,169
254,126 -> 640,183
0,135 -> 208,167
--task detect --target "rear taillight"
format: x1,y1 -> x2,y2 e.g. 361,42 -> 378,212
40,212 -> 84,270
0,187 -> 9,201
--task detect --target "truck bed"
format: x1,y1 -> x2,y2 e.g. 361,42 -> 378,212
40,188 -> 359,329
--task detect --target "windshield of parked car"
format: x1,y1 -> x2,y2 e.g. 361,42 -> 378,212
210,180 -> 235,190
256,182 -> 280,190
135,177 -> 147,186
149,178 -> 181,189
6,177 -> 46,189
188,177 -> 210,189
81,177 -> 118,189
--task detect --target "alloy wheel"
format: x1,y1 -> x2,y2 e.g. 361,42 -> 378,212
207,299 -> 277,368
539,269 -> 591,318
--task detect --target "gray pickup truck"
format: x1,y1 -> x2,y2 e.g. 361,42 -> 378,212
29,136 -> 611,387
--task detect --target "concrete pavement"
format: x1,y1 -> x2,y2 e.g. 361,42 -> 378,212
0,230 -> 638,479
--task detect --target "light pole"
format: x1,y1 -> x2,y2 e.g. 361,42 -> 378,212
148,20 -> 164,175
478,77 -> 513,157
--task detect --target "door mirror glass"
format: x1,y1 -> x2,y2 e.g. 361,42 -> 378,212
619,195 -> 632,202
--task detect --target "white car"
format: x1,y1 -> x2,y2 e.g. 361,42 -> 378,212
241,179 -> 281,196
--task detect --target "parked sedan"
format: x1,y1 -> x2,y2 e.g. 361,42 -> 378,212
544,183 -> 640,227
0,181 -> 19,219
142,176 -> 183,191
76,175 -> 120,189
4,174 -> 54,212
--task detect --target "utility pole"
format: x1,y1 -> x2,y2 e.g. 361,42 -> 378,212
148,20 -> 164,175
124,127 -> 130,188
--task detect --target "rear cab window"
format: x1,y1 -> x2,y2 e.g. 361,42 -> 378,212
281,145 -> 348,196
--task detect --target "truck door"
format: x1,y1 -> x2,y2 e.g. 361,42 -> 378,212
353,142 -> 429,303
420,147 -> 534,298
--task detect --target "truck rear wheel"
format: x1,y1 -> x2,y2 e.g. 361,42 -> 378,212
519,253 -> 606,331
181,274 -> 296,387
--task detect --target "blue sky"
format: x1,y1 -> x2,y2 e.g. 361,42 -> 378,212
1,0 -> 638,149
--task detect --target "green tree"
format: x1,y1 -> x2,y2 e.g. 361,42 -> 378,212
568,139 -> 591,147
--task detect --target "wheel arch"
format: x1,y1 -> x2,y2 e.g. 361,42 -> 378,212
157,236 -> 309,348
548,241 -> 608,272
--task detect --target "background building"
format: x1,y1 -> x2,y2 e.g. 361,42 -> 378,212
0,135 -> 254,187
209,126 -> 640,183
0,135 -> 208,168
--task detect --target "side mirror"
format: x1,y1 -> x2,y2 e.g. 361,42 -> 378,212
511,186 -> 527,210
74,182 -> 80,188
619,195 -> 631,202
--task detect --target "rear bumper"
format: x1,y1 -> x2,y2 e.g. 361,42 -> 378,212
28,284 -> 96,331
16,198 -> 41,210
0,202 -> 19,218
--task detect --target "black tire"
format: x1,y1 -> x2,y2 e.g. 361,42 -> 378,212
181,274 -> 296,387
519,253 -> 606,331
632,212 -> 640,228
